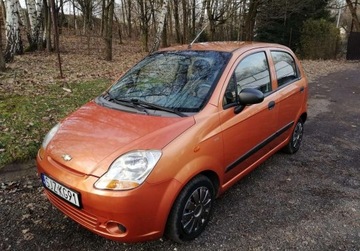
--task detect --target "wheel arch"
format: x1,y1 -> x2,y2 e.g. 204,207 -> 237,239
160,164 -> 221,237
300,112 -> 307,123
164,170 -> 219,242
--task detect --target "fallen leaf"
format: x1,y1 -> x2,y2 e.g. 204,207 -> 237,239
23,232 -> 34,241
22,229 -> 30,234
22,214 -> 31,220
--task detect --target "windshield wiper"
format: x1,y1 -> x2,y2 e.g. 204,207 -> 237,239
103,91 -> 149,115
131,99 -> 187,117
103,92 -> 187,117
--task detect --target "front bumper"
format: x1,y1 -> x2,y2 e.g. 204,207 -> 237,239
36,154 -> 182,243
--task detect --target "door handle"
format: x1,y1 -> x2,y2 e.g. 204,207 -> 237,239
268,101 -> 275,110
300,86 -> 305,92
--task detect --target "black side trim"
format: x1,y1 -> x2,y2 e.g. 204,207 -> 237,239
225,121 -> 294,173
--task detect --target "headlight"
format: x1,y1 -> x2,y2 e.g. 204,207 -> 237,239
42,123 -> 61,149
39,123 -> 60,159
94,150 -> 162,190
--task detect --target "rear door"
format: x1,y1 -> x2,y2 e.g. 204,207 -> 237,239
269,50 -> 307,145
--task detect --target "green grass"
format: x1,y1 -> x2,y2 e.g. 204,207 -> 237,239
0,79 -> 109,168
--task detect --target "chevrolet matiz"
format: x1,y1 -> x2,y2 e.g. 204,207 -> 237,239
37,42 -> 308,243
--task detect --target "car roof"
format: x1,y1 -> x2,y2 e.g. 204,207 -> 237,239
158,41 -> 290,53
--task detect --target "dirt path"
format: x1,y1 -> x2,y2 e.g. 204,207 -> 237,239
1,67 -> 360,250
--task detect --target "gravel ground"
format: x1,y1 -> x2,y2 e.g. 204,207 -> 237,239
1,60 -> 360,250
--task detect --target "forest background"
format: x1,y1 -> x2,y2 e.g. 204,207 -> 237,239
0,0 -> 359,168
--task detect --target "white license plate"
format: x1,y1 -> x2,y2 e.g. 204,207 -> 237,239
41,174 -> 81,208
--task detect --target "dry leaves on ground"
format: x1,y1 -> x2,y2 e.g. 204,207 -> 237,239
0,36 -> 146,97
301,59 -> 360,82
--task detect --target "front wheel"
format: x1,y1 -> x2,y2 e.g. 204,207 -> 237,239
283,118 -> 304,154
165,175 -> 215,243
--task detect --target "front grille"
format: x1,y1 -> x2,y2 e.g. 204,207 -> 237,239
46,190 -> 98,229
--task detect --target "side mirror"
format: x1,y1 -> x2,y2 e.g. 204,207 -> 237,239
234,88 -> 264,114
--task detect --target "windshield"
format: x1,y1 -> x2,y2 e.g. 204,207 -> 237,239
104,50 -> 230,114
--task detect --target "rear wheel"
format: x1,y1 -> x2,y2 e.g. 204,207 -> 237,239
165,175 -> 215,243
283,118 -> 304,154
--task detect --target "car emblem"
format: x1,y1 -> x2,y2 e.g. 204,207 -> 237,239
62,154 -> 72,161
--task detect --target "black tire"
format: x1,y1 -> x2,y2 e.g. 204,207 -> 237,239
283,118 -> 304,154
165,175 -> 215,243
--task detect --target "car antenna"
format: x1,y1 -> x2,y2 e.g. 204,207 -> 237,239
188,23 -> 208,49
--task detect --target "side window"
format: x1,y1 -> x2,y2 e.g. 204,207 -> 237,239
271,51 -> 298,87
223,52 -> 271,107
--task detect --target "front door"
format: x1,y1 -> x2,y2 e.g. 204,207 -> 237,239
219,51 -> 279,185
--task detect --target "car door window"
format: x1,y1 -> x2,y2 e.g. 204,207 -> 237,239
223,52 -> 271,107
271,51 -> 298,87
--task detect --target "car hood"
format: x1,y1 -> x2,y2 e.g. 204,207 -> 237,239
46,101 -> 195,177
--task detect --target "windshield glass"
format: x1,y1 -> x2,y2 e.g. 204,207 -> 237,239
106,50 -> 230,113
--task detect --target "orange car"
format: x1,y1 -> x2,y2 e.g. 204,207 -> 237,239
37,42 -> 308,243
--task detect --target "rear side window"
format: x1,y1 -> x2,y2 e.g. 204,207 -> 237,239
271,51 -> 298,87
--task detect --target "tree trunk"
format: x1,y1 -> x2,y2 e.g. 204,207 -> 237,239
100,0 -> 105,36
82,1 -> 93,35
243,0 -> 261,41
150,0 -> 169,53
346,0 -> 360,32
206,0 -> 216,41
162,15 -> 168,47
44,0 -> 52,51
114,14 -> 123,44
120,0 -> 127,36
59,0 -> 65,28
181,0 -> 187,43
1,0 -> 6,22
167,1 -> 173,40
173,0 -> 181,43
4,0 -> 23,62
26,0 -> 44,51
73,1 -> 77,34
127,0 -> 132,37
104,0 -> 114,61
0,9 -> 6,71
239,0 -> 246,41
191,0 -> 195,37
49,0 -> 63,77
137,0 -> 149,52
199,0 -> 206,28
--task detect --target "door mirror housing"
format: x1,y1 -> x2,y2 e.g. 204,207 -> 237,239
234,88 -> 264,114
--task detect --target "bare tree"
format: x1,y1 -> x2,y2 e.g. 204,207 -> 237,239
49,0 -> 63,77
4,0 -> 23,62
205,0 -> 235,40
103,0 -> 114,60
44,0 -> 52,51
172,0 -> 181,43
346,0 -> 360,31
242,0 -> 262,41
150,0 -> 169,52
126,0 -> 132,37
25,0 -> 44,51
136,0 -> 152,51
74,0 -> 101,34
181,0 -> 188,43
0,8 -> 5,71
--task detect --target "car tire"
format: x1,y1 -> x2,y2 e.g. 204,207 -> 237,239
165,175 -> 215,243
283,118 -> 304,154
